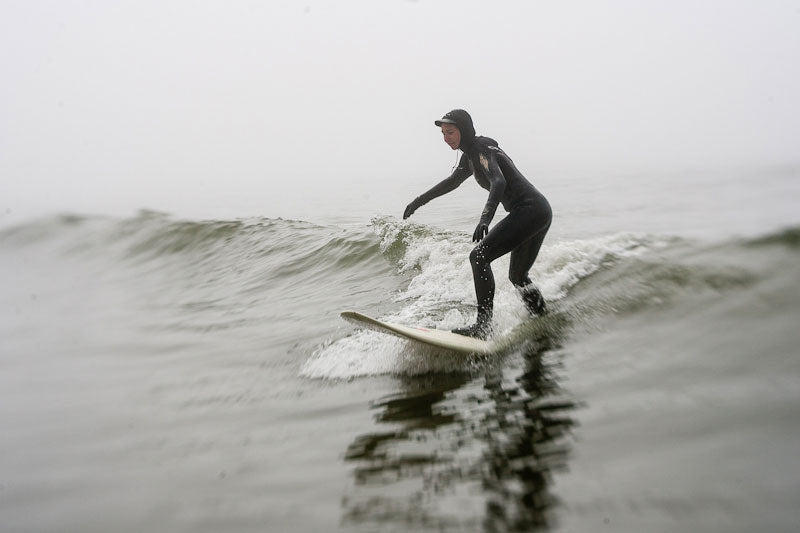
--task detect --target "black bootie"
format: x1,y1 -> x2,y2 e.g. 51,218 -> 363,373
521,286 -> 547,317
452,308 -> 493,340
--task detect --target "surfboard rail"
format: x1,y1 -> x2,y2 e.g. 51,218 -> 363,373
341,311 -> 494,354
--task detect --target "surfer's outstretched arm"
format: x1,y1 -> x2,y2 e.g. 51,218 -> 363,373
403,154 -> 472,219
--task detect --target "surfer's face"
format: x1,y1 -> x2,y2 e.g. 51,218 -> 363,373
441,124 -> 461,150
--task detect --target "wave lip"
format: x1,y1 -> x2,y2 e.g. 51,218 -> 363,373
745,226 -> 800,249
0,210 -> 382,271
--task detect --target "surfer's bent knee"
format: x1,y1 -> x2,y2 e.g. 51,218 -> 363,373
469,245 -> 489,267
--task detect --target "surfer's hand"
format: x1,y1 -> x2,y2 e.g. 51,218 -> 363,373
403,197 -> 422,219
472,221 -> 489,242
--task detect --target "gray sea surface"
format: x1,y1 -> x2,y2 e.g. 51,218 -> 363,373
1,167 -> 800,532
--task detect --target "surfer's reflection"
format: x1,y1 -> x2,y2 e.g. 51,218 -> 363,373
342,333 -> 577,531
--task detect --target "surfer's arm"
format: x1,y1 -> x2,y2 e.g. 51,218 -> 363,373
403,155 -> 472,219
473,151 -> 506,241
421,166 -> 472,202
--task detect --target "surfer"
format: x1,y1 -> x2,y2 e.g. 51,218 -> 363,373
403,109 -> 552,339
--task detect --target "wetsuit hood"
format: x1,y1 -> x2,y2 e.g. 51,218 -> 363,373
435,109 -> 476,152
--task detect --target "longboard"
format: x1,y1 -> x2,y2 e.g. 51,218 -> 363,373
341,311 -> 494,354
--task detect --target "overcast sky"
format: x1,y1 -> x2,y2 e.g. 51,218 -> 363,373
1,0 -> 798,223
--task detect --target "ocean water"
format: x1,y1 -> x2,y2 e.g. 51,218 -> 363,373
1,168 -> 800,532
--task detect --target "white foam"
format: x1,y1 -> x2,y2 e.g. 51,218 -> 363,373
301,219 -> 660,379
300,328 -> 489,379
535,232 -> 659,300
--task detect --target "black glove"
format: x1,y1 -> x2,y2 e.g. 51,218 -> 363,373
472,220 -> 489,242
403,197 -> 424,219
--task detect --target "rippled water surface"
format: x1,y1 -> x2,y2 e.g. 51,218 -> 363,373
2,168 -> 800,532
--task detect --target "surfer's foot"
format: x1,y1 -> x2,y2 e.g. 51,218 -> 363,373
521,287 -> 547,317
452,321 -> 493,340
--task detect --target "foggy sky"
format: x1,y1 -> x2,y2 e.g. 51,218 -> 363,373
1,0 -> 799,223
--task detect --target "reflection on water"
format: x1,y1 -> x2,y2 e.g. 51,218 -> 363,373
342,333 -> 578,531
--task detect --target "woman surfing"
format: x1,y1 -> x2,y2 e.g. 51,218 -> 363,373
403,109 -> 552,339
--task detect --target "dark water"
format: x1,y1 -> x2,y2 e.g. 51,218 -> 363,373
1,211 -> 799,532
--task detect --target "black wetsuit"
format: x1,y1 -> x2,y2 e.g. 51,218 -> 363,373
404,109 -> 552,338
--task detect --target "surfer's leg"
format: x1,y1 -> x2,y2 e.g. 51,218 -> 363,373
454,210 -> 532,338
453,244 -> 495,339
509,211 -> 551,316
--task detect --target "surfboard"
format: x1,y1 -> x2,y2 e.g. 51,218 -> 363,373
341,311 -> 494,354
